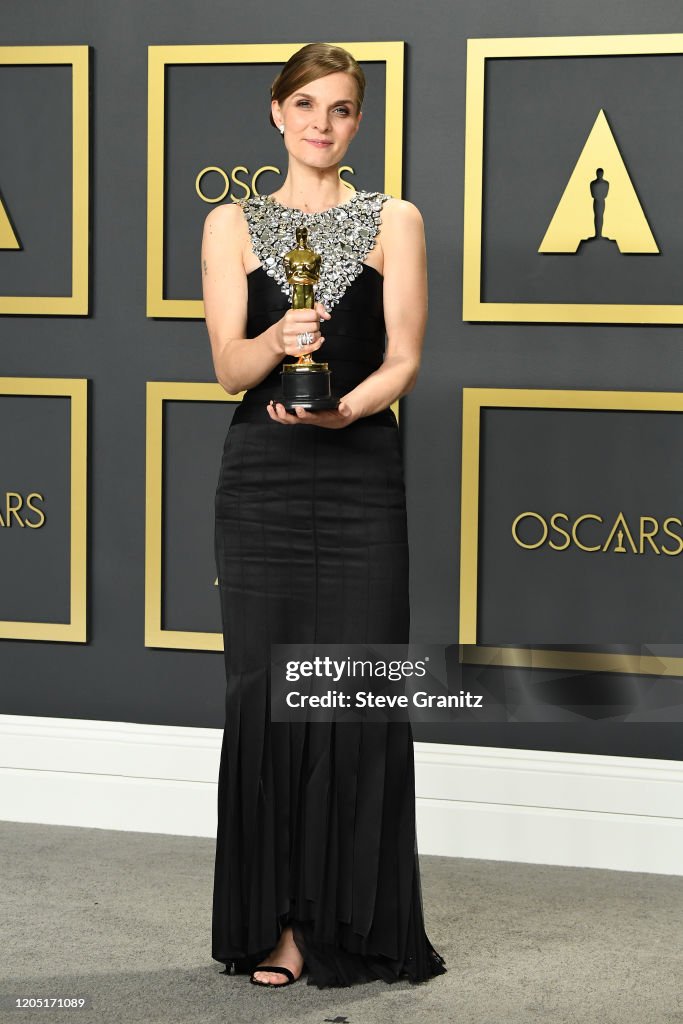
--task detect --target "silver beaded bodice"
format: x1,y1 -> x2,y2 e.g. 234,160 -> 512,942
240,190 -> 391,311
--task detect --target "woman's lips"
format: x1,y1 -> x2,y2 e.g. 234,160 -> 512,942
306,139 -> 332,147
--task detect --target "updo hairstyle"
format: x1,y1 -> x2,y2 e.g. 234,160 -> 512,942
269,42 -> 365,131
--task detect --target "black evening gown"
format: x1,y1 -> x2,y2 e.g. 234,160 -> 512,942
212,255 -> 447,988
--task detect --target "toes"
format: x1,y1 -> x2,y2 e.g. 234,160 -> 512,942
253,970 -> 286,985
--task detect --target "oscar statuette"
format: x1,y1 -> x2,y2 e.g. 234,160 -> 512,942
276,225 -> 339,412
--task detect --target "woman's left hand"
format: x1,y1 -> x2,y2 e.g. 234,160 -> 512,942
267,398 -> 358,428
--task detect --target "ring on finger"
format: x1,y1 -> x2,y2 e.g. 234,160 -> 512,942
296,331 -> 315,349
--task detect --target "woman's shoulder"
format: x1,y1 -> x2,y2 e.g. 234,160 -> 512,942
202,201 -> 252,273
203,199 -> 247,234
358,191 -> 421,233
371,192 -> 423,225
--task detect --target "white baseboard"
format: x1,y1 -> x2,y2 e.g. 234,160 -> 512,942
1,714 -> 681,875
413,743 -> 683,875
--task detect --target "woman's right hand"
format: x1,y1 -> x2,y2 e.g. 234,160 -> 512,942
274,301 -> 331,358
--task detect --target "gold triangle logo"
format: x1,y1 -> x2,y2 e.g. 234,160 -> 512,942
538,110 -> 658,254
0,194 -> 20,249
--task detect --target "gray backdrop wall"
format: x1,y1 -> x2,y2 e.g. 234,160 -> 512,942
2,0 -> 683,761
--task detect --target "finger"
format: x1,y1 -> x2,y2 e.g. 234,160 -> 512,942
300,407 -> 335,420
285,334 -> 325,357
274,401 -> 300,423
314,301 -> 331,321
287,325 -> 322,342
294,406 -> 317,419
288,323 -> 320,338
267,399 -> 292,423
289,307 -> 323,325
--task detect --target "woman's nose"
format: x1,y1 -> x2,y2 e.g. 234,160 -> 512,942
312,113 -> 331,132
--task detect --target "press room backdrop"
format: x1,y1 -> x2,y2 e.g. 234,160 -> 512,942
2,0 -> 683,762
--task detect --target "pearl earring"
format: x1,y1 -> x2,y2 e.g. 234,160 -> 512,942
279,124 -> 284,135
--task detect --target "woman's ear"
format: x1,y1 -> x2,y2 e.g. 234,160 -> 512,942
271,99 -> 282,129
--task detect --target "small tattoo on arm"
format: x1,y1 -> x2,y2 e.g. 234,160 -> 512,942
203,259 -> 208,276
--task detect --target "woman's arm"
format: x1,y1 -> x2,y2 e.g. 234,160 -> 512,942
201,204 -> 328,393
342,198 -> 427,419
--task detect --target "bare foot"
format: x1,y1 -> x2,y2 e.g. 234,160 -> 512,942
251,925 -> 304,986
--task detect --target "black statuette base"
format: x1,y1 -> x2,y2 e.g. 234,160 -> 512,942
278,363 -> 339,413
279,394 -> 340,413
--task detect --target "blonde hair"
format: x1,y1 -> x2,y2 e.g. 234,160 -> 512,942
269,42 -> 365,130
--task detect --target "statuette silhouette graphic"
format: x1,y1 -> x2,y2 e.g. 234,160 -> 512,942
538,109 -> 658,254
590,168 -> 609,240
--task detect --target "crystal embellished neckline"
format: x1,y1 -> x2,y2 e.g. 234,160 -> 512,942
241,189 -> 390,311
264,190 -> 360,216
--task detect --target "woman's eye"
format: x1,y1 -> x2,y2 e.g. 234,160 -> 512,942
295,100 -> 349,116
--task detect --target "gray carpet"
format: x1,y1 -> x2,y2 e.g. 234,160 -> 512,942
1,821 -> 681,1024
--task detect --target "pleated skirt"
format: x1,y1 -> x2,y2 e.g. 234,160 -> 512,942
212,420 -> 447,988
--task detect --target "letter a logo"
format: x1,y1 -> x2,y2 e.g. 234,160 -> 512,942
0,192 -> 20,249
538,110 -> 658,254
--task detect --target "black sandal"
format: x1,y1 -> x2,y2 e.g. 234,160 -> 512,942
249,965 -> 298,987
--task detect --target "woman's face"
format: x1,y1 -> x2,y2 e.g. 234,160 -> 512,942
273,71 -> 362,166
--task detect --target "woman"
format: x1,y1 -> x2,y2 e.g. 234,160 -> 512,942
202,41 -> 446,989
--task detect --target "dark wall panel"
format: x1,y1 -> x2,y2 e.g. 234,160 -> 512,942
2,0 -> 683,761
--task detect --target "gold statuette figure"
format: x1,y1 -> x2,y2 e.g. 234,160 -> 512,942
283,225 -> 321,359
278,225 -> 338,410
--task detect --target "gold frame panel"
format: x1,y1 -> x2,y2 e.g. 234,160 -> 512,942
0,377 -> 88,642
0,46 -> 89,315
147,41 -> 405,318
459,386 -> 683,677
145,381 -> 243,650
463,33 -> 683,325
